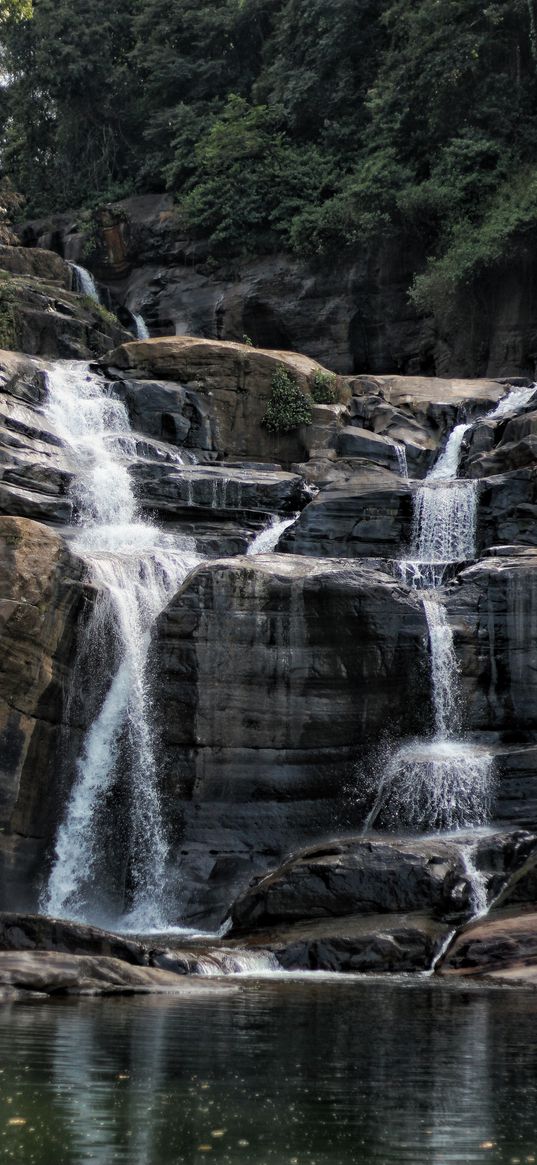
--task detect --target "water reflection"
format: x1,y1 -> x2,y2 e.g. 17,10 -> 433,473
1,979 -> 537,1164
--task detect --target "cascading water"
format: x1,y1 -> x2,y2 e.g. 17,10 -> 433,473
399,423 -> 477,588
41,361 -> 199,929
68,262 -> 100,302
132,313 -> 150,340
365,394 -> 533,832
247,515 -> 297,555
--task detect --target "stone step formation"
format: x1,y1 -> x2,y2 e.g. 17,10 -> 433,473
2,269 -> 537,986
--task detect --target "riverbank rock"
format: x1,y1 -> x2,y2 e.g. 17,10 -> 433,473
0,912 -> 149,965
229,911 -> 448,973
0,950 -> 239,996
438,908 -> 537,977
229,831 -> 537,935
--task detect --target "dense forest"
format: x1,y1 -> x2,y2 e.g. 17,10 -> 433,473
2,0 -> 537,314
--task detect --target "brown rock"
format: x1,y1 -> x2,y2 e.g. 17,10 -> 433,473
0,950 -> 239,995
105,336 -> 346,463
0,517 -> 90,906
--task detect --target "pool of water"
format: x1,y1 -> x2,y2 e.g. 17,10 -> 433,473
1,976 -> 537,1164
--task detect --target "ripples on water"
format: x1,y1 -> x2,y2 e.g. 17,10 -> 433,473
1,979 -> 537,1164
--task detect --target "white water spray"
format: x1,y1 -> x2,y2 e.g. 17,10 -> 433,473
41,362 -> 199,928
247,515 -> 297,555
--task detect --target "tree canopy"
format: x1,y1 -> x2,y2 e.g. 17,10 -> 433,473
2,0 -> 537,314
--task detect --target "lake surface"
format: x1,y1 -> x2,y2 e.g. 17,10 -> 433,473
1,975 -> 537,1165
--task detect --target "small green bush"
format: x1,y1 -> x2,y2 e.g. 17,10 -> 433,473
262,366 -> 312,433
311,369 -> 337,403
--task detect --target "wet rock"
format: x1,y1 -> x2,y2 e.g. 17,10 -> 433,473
0,950 -> 239,996
0,912 -> 149,965
154,554 -> 430,925
131,461 -> 309,521
280,466 -> 413,558
448,551 -> 537,732
438,909 -> 537,976
230,830 -> 537,934
232,911 -> 448,973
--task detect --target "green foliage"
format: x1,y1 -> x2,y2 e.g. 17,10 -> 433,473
262,366 -> 312,433
0,280 -> 18,349
80,296 -> 119,329
311,370 -> 337,404
3,0 -> 537,317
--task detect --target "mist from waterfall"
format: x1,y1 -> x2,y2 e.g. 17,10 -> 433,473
41,362 -> 199,929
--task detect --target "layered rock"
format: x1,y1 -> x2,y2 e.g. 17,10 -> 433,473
0,950 -> 239,996
154,553 -> 430,925
105,335 -> 347,465
0,244 -> 129,359
0,517 -> 94,908
226,830 -> 537,972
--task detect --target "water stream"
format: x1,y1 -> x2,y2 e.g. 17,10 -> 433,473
132,312 -> 150,339
68,262 -> 100,302
247,514 -> 297,555
41,362 -> 200,928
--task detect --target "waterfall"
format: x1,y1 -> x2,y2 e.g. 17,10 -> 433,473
41,361 -> 199,929
399,424 -> 477,587
247,515 -> 297,555
365,399 -> 515,833
392,442 -> 409,479
69,262 -> 100,302
133,313 -> 150,340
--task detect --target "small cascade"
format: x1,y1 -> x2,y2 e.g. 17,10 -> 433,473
487,382 -> 537,418
391,441 -> 409,479
429,843 -> 490,973
41,362 -> 200,929
184,949 -> 282,976
399,423 -> 477,587
364,392 -> 531,833
247,515 -> 297,555
132,313 -> 150,340
69,262 -> 100,302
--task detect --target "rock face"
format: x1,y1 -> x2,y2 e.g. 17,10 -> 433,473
106,335 -> 346,464
3,319 -> 537,945
0,517 -> 93,909
0,244 -> 130,359
154,554 -> 430,925
20,196 -> 537,379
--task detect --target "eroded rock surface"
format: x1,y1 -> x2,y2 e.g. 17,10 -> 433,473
154,554 -> 430,925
